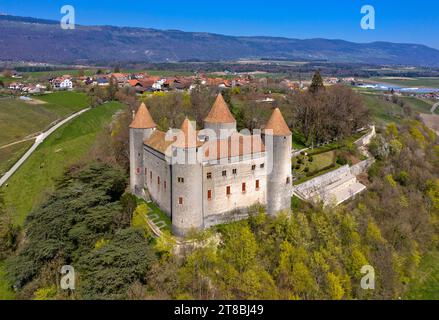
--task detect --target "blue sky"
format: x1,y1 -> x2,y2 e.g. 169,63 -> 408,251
2,0 -> 439,48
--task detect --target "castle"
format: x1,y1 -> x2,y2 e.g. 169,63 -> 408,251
129,93 -> 292,236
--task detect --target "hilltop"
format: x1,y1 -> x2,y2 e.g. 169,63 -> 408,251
1,15 -> 439,66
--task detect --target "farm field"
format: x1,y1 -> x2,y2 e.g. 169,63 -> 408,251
370,77 -> 439,88
1,101 -> 124,225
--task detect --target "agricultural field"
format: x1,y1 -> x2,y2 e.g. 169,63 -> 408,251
370,77 -> 439,88
1,101 -> 124,225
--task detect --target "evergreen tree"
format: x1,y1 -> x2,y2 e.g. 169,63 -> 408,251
309,71 -> 325,94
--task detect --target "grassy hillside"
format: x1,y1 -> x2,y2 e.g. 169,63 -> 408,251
0,92 -> 90,146
1,101 -> 123,225
0,262 -> 14,300
0,141 -> 33,176
405,251 -> 439,300
361,93 -> 404,125
0,92 -> 90,177
399,97 -> 437,114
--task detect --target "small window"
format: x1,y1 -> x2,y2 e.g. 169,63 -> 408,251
286,177 -> 291,185
207,190 -> 212,200
157,176 -> 160,185
222,170 -> 227,177
232,169 -> 237,175
164,181 -> 167,189
251,165 -> 256,171
178,177 -> 185,183
207,172 -> 212,179
260,163 -> 265,169
136,168 -> 140,174
145,168 -> 147,175
178,197 -> 183,205
226,186 -> 231,196
256,180 -> 260,190
150,171 -> 152,180
242,182 -> 246,193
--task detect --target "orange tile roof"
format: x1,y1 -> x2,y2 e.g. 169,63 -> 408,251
144,130 -> 175,155
264,108 -> 292,136
204,93 -> 236,124
129,103 -> 157,129
128,79 -> 141,86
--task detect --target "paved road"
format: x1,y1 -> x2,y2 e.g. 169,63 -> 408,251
0,108 -> 90,187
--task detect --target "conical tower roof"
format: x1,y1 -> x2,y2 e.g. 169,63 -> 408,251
204,93 -> 236,124
264,108 -> 292,136
130,103 -> 157,129
174,117 -> 201,148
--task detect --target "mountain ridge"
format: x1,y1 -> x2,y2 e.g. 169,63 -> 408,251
1,14 -> 439,66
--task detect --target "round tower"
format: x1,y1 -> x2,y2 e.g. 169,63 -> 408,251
263,108 -> 292,215
204,93 -> 237,140
171,118 -> 204,236
129,103 -> 157,195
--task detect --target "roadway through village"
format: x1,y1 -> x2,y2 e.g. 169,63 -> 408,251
0,108 -> 91,187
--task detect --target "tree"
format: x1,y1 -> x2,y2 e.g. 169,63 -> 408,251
309,71 -> 325,94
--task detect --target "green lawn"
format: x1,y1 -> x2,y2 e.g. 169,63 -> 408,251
1,101 -> 124,225
293,150 -> 338,184
405,251 -> 439,300
0,262 -> 14,300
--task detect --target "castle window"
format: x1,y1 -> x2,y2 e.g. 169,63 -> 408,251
226,186 -> 231,196
286,177 -> 291,185
232,169 -> 237,175
150,172 -> 152,180
207,190 -> 212,200
207,172 -> 212,179
178,197 -> 183,205
251,165 -> 256,171
136,168 -> 140,174
157,176 -> 160,185
164,181 -> 167,189
145,168 -> 147,175
256,180 -> 260,190
222,170 -> 227,177
242,182 -> 246,193
260,163 -> 265,169
178,177 -> 185,183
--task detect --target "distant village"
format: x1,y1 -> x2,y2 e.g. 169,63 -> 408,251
3,70 -> 439,102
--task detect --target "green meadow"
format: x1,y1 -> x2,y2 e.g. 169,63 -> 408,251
405,251 -> 439,300
1,101 -> 124,225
